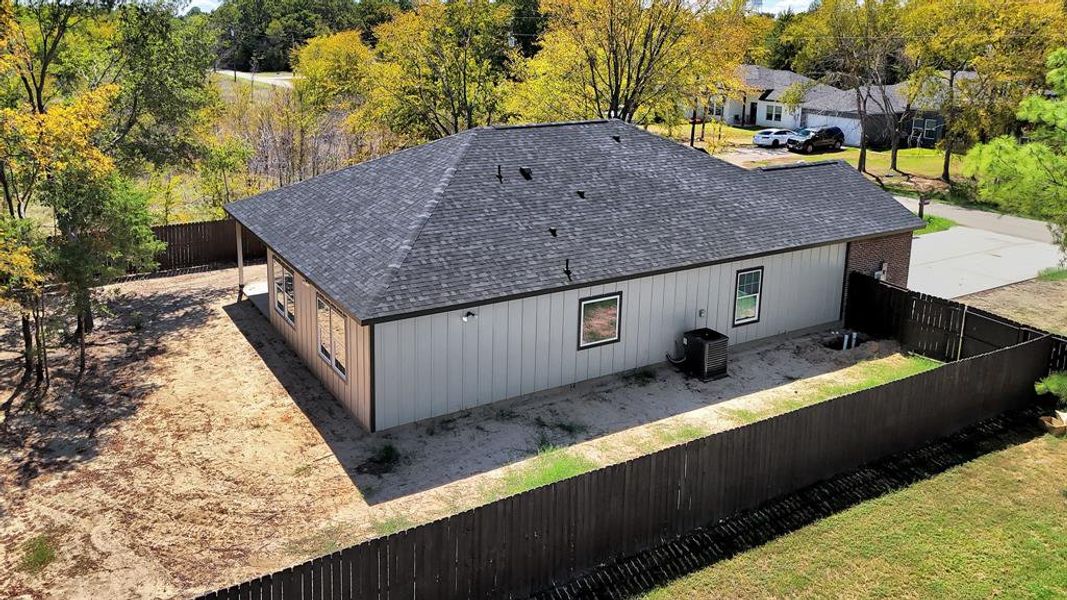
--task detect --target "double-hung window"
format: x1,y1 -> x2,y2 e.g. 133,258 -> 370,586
273,258 -> 296,325
578,293 -> 622,349
924,118 -> 938,140
765,104 -> 783,122
316,294 -> 347,377
733,267 -> 763,326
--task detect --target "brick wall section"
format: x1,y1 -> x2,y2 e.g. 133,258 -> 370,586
843,232 -> 914,308
846,232 -> 914,286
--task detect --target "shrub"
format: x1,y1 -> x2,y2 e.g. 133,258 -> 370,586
1035,372 -> 1067,410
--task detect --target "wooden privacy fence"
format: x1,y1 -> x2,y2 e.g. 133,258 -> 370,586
150,219 -> 266,271
845,272 -> 1067,371
198,335 -> 1053,600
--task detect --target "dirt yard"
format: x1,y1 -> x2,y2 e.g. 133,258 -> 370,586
962,277 -> 1067,335
1,265 -> 924,599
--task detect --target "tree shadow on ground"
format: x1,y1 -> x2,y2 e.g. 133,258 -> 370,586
0,283 -> 230,495
224,296 -> 897,506
532,406 -> 1051,599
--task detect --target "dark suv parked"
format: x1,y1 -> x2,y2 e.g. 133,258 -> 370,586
786,127 -> 845,154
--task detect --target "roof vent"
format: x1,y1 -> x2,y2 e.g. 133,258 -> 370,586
611,135 -> 621,143
576,190 -> 586,199
548,227 -> 558,238
519,166 -> 533,180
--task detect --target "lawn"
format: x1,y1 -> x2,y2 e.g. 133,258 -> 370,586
914,214 -> 957,236
642,279 -> 1067,600
754,146 -> 964,180
643,433 -> 1067,600
647,121 -> 761,149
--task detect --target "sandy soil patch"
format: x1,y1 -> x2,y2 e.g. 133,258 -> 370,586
961,278 -> 1067,335
1,265 -> 916,599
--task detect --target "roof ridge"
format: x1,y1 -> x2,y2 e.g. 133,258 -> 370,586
368,128 -> 481,306
491,119 -> 609,130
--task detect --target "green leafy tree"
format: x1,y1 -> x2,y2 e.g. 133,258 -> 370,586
787,0 -> 905,174
904,0 -> 1067,182
758,9 -> 800,71
352,0 -> 411,46
964,48 -> 1067,255
199,138 -> 256,215
212,0 -> 359,71
45,174 -> 163,373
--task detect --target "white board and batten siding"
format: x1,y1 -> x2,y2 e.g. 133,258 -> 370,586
267,249 -> 373,430
372,243 -> 847,430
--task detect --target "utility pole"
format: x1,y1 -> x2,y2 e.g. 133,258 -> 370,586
690,97 -> 699,147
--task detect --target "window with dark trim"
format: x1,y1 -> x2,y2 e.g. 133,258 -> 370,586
273,257 -> 296,325
316,294 -> 347,378
579,292 -> 621,349
733,267 -> 763,326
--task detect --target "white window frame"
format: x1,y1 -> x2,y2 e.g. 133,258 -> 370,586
733,267 -> 763,326
316,293 -> 347,379
273,257 -> 296,326
765,104 -> 783,122
924,118 -> 938,140
578,292 -> 622,350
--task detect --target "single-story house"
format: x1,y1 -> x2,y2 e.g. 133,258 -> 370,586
707,65 -> 970,149
226,120 -> 923,431
712,64 -> 816,129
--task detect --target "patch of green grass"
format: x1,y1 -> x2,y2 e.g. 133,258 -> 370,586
652,423 -> 709,447
488,446 -> 598,501
20,534 -> 57,574
724,355 -> 941,425
1038,267 -> 1067,282
648,122 -> 762,149
642,431 -> 1067,599
752,146 -> 963,180
370,515 -> 414,537
914,214 -> 957,236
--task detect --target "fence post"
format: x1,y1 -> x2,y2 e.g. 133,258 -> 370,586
236,221 -> 245,302
956,305 -> 967,361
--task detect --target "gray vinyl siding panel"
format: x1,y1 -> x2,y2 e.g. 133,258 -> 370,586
372,243 -> 847,430
267,249 -> 373,430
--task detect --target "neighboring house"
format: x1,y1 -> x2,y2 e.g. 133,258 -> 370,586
708,65 -> 967,149
226,120 -> 922,432
713,65 -> 814,129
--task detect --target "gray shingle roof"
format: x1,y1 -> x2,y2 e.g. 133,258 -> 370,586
226,120 -> 922,323
739,65 -> 814,92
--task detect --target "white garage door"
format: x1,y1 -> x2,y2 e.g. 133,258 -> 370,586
803,114 -> 863,147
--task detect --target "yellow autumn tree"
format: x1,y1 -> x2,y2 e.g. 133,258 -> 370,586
0,85 -> 118,218
505,0 -> 754,125
351,0 -> 514,140
292,30 -> 375,112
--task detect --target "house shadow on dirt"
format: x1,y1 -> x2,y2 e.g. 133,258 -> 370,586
0,283 -> 230,494
532,406 -> 1052,599
224,297 -> 904,506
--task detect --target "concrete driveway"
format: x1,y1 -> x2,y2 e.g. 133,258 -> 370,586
908,227 -> 1062,298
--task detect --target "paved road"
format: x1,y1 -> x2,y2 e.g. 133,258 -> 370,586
214,70 -> 294,88
908,227 -> 1062,298
895,196 -> 1054,244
